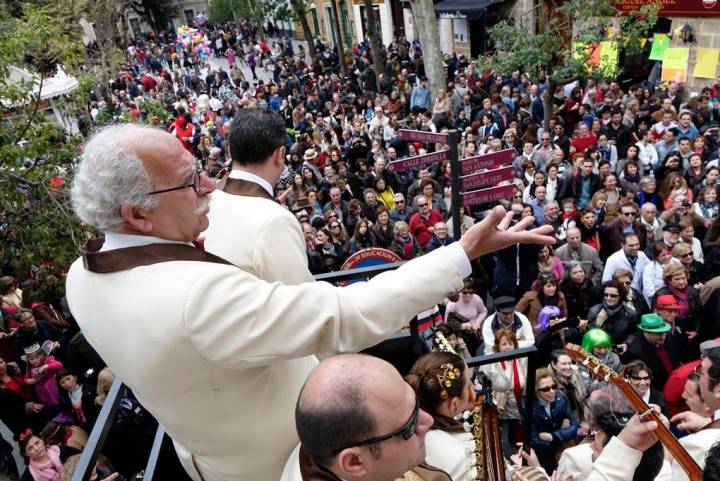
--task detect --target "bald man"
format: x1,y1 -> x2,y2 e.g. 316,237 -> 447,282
555,227 -> 604,285
281,354 -> 449,481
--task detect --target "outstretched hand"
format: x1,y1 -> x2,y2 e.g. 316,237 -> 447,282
459,206 -> 556,261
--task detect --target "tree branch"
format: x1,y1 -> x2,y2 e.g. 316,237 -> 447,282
13,73 -> 44,145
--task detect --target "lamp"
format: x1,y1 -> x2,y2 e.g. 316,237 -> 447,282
681,23 -> 694,44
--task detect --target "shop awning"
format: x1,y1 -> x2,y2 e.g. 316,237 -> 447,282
434,0 -> 501,19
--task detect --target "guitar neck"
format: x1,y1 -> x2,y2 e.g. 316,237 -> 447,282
614,378 -> 702,481
564,344 -> 702,481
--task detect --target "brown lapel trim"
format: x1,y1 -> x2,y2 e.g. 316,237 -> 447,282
222,177 -> 276,202
298,448 -> 343,481
81,237 -> 232,273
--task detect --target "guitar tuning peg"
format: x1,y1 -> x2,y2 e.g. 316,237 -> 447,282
593,366 -> 600,373
463,421 -> 471,432
582,359 -> 589,366
604,373 -> 610,382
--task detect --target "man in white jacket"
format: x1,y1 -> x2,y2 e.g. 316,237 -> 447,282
66,123 -> 554,481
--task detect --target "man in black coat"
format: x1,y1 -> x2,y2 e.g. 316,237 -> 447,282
624,313 -> 683,391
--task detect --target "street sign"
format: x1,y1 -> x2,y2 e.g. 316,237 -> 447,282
398,129 -> 449,144
460,149 -> 517,175
461,166 -> 514,192
386,150 -> 450,173
461,184 -> 517,207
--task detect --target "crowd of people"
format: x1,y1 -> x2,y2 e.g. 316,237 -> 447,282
3,14 -> 720,481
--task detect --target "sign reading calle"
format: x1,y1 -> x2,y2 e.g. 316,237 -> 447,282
461,184 -> 517,207
460,149 -> 517,175
460,166 -> 514,191
397,129 -> 449,144
386,150 -> 450,172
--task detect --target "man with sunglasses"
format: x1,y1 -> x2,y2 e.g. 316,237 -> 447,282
66,124 -> 555,481
281,354 -> 444,481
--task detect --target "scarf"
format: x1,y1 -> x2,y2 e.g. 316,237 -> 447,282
29,445 -> 63,481
700,201 -> 719,219
624,173 -> 640,184
599,300 -> 624,322
666,286 -> 690,319
501,359 -> 524,406
397,233 -> 416,260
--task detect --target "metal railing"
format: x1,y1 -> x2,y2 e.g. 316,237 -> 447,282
71,262 -> 538,479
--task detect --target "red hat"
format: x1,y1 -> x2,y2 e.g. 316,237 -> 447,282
655,294 -> 682,311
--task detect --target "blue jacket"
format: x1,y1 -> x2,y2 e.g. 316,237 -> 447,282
525,392 -> 579,454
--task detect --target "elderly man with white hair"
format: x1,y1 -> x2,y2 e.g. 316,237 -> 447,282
555,227 -> 604,285
65,124 -> 554,481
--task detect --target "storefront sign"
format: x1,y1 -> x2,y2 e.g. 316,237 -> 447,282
614,0 -> 720,16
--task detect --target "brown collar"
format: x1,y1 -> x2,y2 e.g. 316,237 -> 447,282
222,177 -> 276,202
297,447 -> 452,481
81,237 -> 231,273
298,448 -> 342,481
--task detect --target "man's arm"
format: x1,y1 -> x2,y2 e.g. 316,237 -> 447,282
187,207 -> 554,367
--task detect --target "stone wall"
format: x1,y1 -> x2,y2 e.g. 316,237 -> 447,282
665,16 -> 720,94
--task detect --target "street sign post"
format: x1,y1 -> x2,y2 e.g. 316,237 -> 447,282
386,149 -> 450,173
460,149 -> 517,175
461,184 -> 516,207
460,166 -> 514,191
398,129 -> 449,144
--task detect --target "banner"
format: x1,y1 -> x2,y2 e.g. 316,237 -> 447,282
614,0 -> 720,16
649,33 -> 670,61
694,48 -> 720,79
661,47 -> 689,83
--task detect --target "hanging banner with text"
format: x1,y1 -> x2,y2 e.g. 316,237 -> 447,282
460,166 -> 514,192
397,129 -> 449,144
614,0 -> 720,16
461,184 -> 517,207
386,150 -> 450,173
460,149 -> 517,175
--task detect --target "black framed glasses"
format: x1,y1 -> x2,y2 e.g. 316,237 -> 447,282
148,168 -> 201,196
631,375 -> 651,382
331,398 -> 420,455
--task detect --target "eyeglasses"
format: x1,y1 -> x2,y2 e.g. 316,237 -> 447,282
680,252 -> 693,258
148,168 -> 201,196
461,291 -> 473,295
631,375 -> 651,382
332,397 -> 420,454
417,203 -> 428,207
513,194 -> 523,199
330,224 -> 341,229
604,293 -> 619,298
621,212 -> 637,217
538,385 -> 557,393
327,213 -> 338,219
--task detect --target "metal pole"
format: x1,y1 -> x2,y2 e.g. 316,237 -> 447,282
448,130 -> 461,240
522,351 -> 538,457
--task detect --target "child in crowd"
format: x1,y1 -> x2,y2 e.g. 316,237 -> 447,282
23,343 -> 63,408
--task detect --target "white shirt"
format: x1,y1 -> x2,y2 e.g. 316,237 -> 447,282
228,169 -> 274,197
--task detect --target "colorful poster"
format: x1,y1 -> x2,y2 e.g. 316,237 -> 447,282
614,0 -> 720,16
694,48 -> 720,79
661,47 -> 689,83
649,33 -> 670,61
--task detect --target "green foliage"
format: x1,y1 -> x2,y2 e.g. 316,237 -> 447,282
210,0 -> 293,25
0,4 -> 91,301
129,0 -> 178,34
480,0 -> 658,84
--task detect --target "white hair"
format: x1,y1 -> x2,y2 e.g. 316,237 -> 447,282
72,124 -> 160,231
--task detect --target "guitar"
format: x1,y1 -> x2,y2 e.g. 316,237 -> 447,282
564,343 -> 702,481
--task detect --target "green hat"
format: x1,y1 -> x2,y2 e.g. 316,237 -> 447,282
582,328 -> 612,353
638,313 -> 671,333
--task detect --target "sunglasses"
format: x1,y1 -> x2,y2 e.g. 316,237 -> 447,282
538,385 -> 557,393
621,212 -> 637,217
631,375 -> 651,382
604,293 -> 619,298
332,397 -> 420,454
